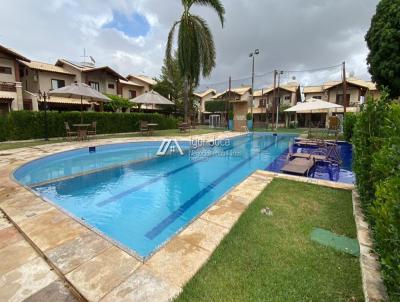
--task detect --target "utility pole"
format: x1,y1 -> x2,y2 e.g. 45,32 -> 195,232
271,70 -> 277,128
249,49 -> 259,116
342,61 -> 347,114
276,71 -> 283,130
227,76 -> 231,128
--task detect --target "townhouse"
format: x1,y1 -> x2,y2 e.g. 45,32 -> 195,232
193,88 -> 216,123
0,45 -> 30,114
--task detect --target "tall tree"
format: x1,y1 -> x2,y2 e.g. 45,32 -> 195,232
365,0 -> 400,98
166,0 -> 225,122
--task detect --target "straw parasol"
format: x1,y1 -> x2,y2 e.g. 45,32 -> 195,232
284,98 -> 343,113
129,90 -> 174,107
48,82 -> 111,122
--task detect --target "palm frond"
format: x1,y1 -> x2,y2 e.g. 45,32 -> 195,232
189,0 -> 225,26
165,21 -> 180,73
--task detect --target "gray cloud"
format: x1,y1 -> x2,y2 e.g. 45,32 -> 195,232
0,0 -> 378,90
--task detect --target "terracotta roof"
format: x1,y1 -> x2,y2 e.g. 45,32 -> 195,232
18,60 -> 74,75
213,87 -> 251,99
0,44 -> 30,61
119,79 -> 145,87
127,75 -> 156,86
193,89 -> 216,98
303,86 -> 324,94
56,59 -> 127,80
304,78 -> 378,93
253,82 -> 300,97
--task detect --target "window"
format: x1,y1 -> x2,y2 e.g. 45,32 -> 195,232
259,99 -> 266,108
129,90 -> 137,99
0,66 -> 12,74
313,95 -> 322,99
108,83 -> 115,89
51,79 -> 65,90
284,95 -> 291,101
336,94 -> 350,105
89,81 -> 100,91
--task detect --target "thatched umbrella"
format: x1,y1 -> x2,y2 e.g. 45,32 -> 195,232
129,90 -> 174,110
48,82 -> 111,122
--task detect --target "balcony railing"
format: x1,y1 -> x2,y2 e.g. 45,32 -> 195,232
0,82 -> 16,92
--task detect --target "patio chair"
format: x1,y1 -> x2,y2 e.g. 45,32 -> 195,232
281,157 -> 315,176
179,122 -> 190,133
64,122 -> 77,141
87,121 -> 97,137
140,121 -> 150,135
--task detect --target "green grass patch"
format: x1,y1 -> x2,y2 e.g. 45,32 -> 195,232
176,179 -> 363,302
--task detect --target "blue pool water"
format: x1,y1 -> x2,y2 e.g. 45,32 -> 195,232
13,133 -> 354,258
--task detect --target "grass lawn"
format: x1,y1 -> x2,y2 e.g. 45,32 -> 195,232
253,127 -> 307,134
175,179 -> 363,302
0,128 -> 224,151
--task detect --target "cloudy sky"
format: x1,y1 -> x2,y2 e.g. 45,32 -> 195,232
0,0 -> 379,90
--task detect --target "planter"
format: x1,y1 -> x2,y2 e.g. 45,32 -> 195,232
247,120 -> 253,131
228,119 -> 233,130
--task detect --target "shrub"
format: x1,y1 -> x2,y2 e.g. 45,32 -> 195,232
246,113 -> 253,120
370,176 -> 400,296
228,111 -> 234,120
343,113 -> 357,142
352,93 -> 400,298
0,111 -> 179,141
205,100 -> 228,113
288,121 -> 298,129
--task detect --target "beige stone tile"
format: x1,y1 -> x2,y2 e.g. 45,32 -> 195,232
0,239 -> 38,275
179,218 -> 228,253
0,257 -> 58,302
46,231 -> 112,274
200,204 -> 243,229
23,280 -> 78,302
1,197 -> 53,223
217,194 -> 248,210
19,210 -> 89,251
66,246 -> 141,302
0,213 -> 11,230
101,266 -> 181,302
146,237 -> 210,287
0,226 -> 23,250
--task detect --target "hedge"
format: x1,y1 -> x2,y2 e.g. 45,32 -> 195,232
352,92 -> 400,298
205,100 -> 230,113
343,113 -> 357,142
0,111 -> 179,141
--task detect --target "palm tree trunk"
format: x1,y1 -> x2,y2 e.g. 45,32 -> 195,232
183,77 -> 189,122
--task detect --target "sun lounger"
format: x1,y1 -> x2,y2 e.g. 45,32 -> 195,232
288,152 -> 327,161
281,158 -> 315,176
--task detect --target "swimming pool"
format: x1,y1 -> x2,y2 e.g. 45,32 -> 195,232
14,133 -> 296,258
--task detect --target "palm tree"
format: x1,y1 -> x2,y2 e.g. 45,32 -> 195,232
166,0 -> 225,122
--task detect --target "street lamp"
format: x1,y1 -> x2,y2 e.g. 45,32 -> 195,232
38,90 -> 50,141
275,70 -> 284,130
249,49 -> 260,116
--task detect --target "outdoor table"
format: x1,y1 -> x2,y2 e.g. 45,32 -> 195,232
73,124 -> 91,140
147,123 -> 158,135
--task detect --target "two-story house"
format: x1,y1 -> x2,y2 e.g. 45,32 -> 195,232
0,44 -> 30,114
253,82 -> 301,127
19,59 -> 127,111
193,88 -> 216,123
119,75 -> 156,110
303,78 -> 380,111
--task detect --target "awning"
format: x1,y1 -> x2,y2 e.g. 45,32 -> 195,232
0,91 -> 16,101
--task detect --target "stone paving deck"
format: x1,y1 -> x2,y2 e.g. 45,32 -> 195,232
0,133 -> 383,301
1,132 -> 252,302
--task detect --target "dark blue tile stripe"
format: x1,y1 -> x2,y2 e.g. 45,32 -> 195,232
96,135 -> 261,207
145,137 -> 285,240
